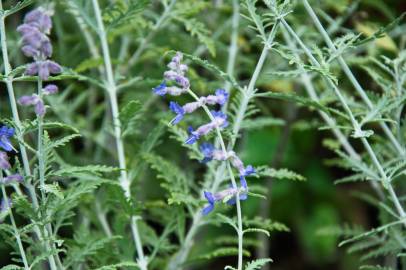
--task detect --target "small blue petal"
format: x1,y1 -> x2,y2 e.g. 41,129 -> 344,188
240,176 -> 248,189
227,197 -> 236,205
202,204 -> 214,215
152,82 -> 167,96
244,165 -> 256,176
204,191 -> 215,203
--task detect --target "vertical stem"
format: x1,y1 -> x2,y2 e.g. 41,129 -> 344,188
302,0 -> 405,156
36,79 -> 58,270
0,4 -> 59,269
223,0 -> 239,94
187,89 -> 243,269
1,174 -> 29,270
280,16 -> 406,226
91,1 -> 148,269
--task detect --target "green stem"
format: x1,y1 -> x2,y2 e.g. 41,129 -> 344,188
91,1 -> 148,269
1,175 -> 29,269
302,0 -> 405,156
36,79 -> 59,270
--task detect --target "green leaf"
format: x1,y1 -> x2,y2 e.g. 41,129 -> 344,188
4,0 -> 34,17
41,183 -> 64,199
193,247 -> 251,261
52,165 -> 117,177
176,17 -> 215,56
255,91 -> 329,113
243,228 -> 270,237
0,265 -> 24,270
245,258 -> 273,270
119,100 -> 143,137
103,0 -> 150,31
256,166 -> 306,181
241,117 -> 285,130
172,51 -> 241,91
93,262 -> 140,270
216,214 -> 238,232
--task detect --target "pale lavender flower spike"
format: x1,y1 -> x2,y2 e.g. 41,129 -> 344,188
17,7 -> 61,80
153,52 -> 190,96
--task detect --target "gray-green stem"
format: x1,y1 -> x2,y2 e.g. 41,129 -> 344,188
302,0 -> 405,156
280,16 -> 406,225
91,0 -> 148,269
1,173 -> 29,270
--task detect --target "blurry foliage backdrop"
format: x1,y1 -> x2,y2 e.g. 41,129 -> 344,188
1,0 -> 406,269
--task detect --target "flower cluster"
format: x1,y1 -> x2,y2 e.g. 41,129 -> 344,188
17,8 -> 59,117
0,126 -> 23,214
153,52 -> 189,96
169,89 -> 229,125
17,8 -> 61,80
18,84 -> 58,117
153,52 -> 255,215
199,143 -> 255,214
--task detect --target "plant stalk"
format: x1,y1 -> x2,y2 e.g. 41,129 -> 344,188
1,173 -> 29,270
91,0 -> 148,269
302,0 -> 405,156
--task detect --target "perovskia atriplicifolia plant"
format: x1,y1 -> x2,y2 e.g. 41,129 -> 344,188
0,0 -> 406,269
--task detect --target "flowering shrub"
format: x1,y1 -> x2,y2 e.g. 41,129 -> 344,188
0,1 -> 406,270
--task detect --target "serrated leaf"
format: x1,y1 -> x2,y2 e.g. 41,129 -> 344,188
245,258 -> 273,270
41,183 -> 64,199
52,165 -> 117,177
4,0 -> 33,17
103,0 -> 149,31
256,166 -> 305,181
176,18 -> 215,56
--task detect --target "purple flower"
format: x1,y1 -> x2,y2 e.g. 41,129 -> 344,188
153,81 -> 167,96
43,84 -> 58,95
18,94 -> 46,117
200,143 -> 215,162
201,184 -> 248,215
205,89 -> 229,106
0,126 -> 14,152
18,8 -> 61,80
1,174 -> 23,185
0,152 -> 11,170
202,191 -> 215,215
185,111 -> 228,144
0,198 -> 12,213
25,60 -> 62,80
169,102 -> 185,125
24,8 -> 52,34
243,165 -> 256,176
